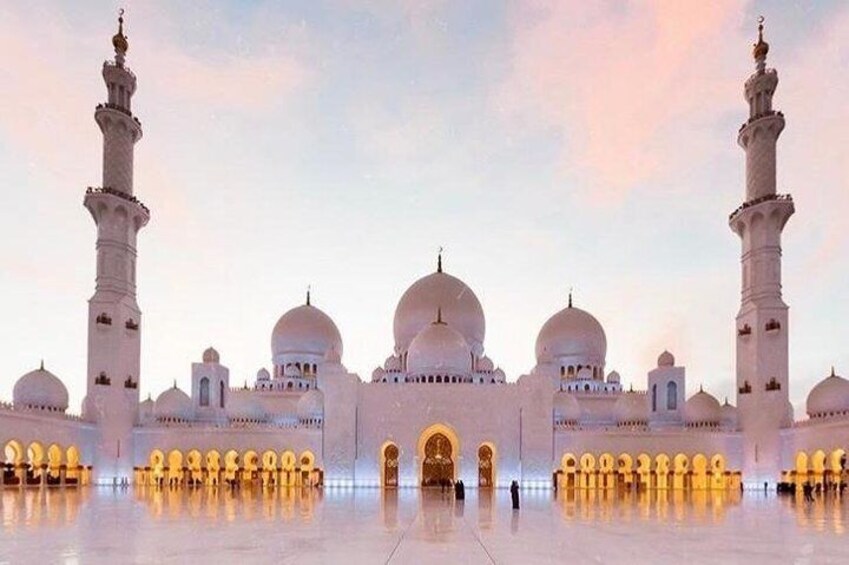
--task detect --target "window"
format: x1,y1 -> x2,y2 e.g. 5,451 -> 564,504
200,377 -> 210,407
652,385 -> 657,412
666,381 -> 678,410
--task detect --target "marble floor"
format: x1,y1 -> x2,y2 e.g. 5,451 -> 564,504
0,487 -> 847,564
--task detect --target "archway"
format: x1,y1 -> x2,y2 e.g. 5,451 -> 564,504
167,450 -> 183,485
224,450 -> 240,482
692,454 -> 708,490
617,453 -> 634,490
637,453 -> 652,489
417,424 -> 459,487
579,453 -> 597,489
299,451 -> 316,486
3,440 -> 24,486
186,450 -> 202,485
560,453 -> 578,490
710,454 -> 727,490
673,454 -> 689,490
262,450 -> 278,487
27,442 -> 45,485
829,449 -> 846,488
47,444 -> 63,483
205,451 -> 221,486
148,449 -> 165,485
381,443 -> 399,488
811,450 -> 827,487
478,443 -> 495,488
598,453 -> 615,489
280,450 -> 296,487
655,454 -> 671,490
66,446 -> 81,485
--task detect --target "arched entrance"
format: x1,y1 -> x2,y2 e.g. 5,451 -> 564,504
478,444 -> 494,487
421,433 -> 454,487
382,443 -> 399,488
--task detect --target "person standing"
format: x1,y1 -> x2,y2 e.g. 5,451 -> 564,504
510,480 -> 520,510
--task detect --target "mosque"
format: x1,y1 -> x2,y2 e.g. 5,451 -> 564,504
1,15 -> 848,493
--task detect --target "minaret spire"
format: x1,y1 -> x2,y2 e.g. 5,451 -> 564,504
753,16 -> 769,72
112,9 -> 129,66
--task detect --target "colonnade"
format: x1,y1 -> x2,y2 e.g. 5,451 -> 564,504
555,452 -> 741,491
136,448 -> 323,488
785,448 -> 847,491
2,440 -> 90,488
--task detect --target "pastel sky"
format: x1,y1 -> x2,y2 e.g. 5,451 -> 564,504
0,1 -> 847,418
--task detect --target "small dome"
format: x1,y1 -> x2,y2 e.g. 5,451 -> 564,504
256,368 -> 270,381
202,347 -> 220,364
720,399 -> 739,430
657,350 -> 675,368
13,364 -> 69,412
407,316 -> 472,377
271,304 -> 343,361
806,369 -> 849,418
297,389 -> 324,420
614,391 -> 648,424
576,367 -> 593,380
384,355 -> 402,372
477,356 -> 494,372
227,392 -> 266,422
685,389 -> 722,425
372,367 -> 386,382
394,269 -> 485,355
554,393 -> 581,422
535,305 -> 606,366
493,368 -> 506,381
139,395 -> 154,422
154,385 -> 192,421
606,370 -> 621,384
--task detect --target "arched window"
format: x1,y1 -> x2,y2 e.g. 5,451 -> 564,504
667,381 -> 678,410
219,380 -> 225,408
652,384 -> 657,412
200,377 -> 210,407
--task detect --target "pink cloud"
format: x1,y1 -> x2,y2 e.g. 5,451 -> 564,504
495,0 -> 748,204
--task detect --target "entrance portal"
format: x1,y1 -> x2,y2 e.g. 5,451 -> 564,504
383,444 -> 399,487
421,433 -> 454,486
478,445 -> 494,487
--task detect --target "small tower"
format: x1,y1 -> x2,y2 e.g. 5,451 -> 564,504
82,11 -> 149,484
191,347 -> 229,423
647,351 -> 685,428
729,18 -> 794,486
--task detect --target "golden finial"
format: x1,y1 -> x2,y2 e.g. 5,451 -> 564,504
568,287 -> 573,308
753,15 -> 769,61
437,246 -> 443,273
306,284 -> 311,306
112,8 -> 129,56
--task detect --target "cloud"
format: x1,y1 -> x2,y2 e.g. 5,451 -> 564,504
494,0 -> 748,204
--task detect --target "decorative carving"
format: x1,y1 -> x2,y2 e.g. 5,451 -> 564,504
422,433 -> 453,486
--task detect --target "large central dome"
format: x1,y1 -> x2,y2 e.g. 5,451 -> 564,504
393,264 -> 485,355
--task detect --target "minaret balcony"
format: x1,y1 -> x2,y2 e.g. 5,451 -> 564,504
85,186 -> 151,221
738,110 -> 783,132
728,192 -> 793,224
95,103 -> 143,130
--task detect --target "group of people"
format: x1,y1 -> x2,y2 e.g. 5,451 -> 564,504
435,477 -> 521,510
776,480 -> 846,501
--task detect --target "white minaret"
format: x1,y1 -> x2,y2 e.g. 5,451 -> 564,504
729,18 -> 794,486
82,11 -> 149,485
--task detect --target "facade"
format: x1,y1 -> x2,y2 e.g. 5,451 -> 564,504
2,17 -> 848,492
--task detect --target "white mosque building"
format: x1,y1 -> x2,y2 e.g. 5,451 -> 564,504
2,16 -> 848,492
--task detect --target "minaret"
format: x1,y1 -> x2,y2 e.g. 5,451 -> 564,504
82,11 -> 149,484
729,18 -> 794,486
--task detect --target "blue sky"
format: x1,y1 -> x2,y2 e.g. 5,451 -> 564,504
0,0 -> 847,416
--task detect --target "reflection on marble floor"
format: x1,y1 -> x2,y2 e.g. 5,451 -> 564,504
1,487 -> 847,563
